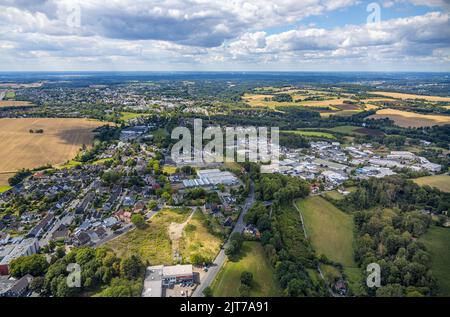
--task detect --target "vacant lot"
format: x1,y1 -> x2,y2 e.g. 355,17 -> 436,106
369,91 -> 450,102
0,118 -> 106,179
413,174 -> 450,193
368,109 -> 450,128
296,196 -> 355,267
179,210 -> 222,263
0,100 -> 34,108
211,242 -> 281,297
420,226 -> 450,296
106,209 -> 190,265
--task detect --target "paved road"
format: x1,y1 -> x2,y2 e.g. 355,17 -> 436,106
192,181 -> 255,297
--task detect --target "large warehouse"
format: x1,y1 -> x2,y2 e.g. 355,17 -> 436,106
182,169 -> 239,188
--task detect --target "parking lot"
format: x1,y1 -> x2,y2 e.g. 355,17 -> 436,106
165,282 -> 196,297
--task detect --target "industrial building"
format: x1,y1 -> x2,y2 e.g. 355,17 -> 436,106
142,264 -> 194,297
183,169 -> 239,188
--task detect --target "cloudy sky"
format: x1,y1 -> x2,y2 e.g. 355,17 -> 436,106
0,0 -> 449,71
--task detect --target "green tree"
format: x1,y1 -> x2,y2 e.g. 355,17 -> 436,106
131,214 -> 146,229
240,271 -> 253,286
203,286 -> 213,297
9,254 -> 49,277
120,255 -> 143,280
148,200 -> 158,210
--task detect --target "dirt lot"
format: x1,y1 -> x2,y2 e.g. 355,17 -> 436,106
0,118 -> 107,180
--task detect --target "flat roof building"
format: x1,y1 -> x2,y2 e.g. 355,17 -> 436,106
142,264 -> 194,297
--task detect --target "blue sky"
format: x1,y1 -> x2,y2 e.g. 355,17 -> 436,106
0,0 -> 449,71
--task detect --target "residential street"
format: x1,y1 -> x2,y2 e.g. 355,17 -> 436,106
192,181 -> 255,297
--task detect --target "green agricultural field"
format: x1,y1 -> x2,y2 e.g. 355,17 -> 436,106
211,242 -> 281,297
420,226 -> 450,296
119,112 -> 149,121
296,196 -> 355,267
106,209 -> 190,265
0,185 -> 12,193
282,130 -> 336,139
413,174 -> 450,193
5,91 -> 15,99
328,125 -> 362,135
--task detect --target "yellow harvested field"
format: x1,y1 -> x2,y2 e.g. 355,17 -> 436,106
0,118 -> 107,175
368,109 -> 450,128
0,173 -> 14,187
369,92 -> 450,102
0,100 -> 34,107
361,98 -> 394,103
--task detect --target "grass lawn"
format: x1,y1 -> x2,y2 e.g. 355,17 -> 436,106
105,209 -> 190,265
282,130 -> 336,139
179,210 -> 222,263
119,112 -> 149,121
211,242 -> 281,297
57,160 -> 82,169
5,91 -> 15,99
92,158 -> 114,165
420,226 -> 450,296
0,185 -> 12,193
296,196 -> 355,267
162,165 -> 177,175
413,174 -> 450,193
343,267 -> 364,293
323,190 -> 344,201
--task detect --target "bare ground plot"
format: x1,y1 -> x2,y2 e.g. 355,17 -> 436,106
179,210 -> 222,263
368,109 -> 450,128
106,209 -> 190,265
369,91 -> 450,102
0,118 -> 106,174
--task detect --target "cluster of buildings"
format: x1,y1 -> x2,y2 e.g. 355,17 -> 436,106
262,141 -> 443,191
182,169 -> 240,188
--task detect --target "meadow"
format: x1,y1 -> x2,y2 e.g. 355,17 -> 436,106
296,196 -> 355,267
413,174 -> 450,193
211,242 -> 281,297
0,118 -> 106,185
119,112 -> 150,121
420,226 -> 450,296
282,130 -> 336,139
